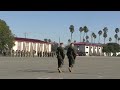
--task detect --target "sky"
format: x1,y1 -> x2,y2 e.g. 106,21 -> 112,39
0,11 -> 120,45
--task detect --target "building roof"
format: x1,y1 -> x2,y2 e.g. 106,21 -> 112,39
74,42 -> 102,47
14,37 -> 51,44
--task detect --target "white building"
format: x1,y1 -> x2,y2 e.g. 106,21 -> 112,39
12,37 -> 51,56
74,42 -> 103,56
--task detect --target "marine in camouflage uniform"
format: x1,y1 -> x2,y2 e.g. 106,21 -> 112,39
26,51 -> 28,57
18,50 -> 21,57
11,50 -> 14,57
37,51 -> 39,57
21,50 -> 24,57
67,43 -> 77,72
28,51 -> 30,57
32,50 -> 36,57
40,51 -> 42,57
56,43 -> 65,73
16,50 -> 18,57
43,52 -> 44,57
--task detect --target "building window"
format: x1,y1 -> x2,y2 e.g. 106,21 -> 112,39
86,47 -> 88,48
86,52 -> 88,53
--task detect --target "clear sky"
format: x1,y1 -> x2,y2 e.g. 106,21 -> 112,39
0,11 -> 120,45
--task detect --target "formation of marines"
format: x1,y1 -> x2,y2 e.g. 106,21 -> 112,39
11,50 -> 55,57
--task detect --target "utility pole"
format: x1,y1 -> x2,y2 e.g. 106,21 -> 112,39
59,37 -> 60,44
24,32 -> 27,38
24,32 -> 31,38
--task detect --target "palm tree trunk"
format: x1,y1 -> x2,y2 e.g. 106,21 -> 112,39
80,32 -> 81,42
104,38 -> 105,44
83,32 -> 85,42
116,38 -> 118,43
98,35 -> 100,43
91,34 -> 93,44
71,32 -> 72,43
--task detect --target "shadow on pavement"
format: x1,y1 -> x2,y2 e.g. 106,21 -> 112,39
18,69 -> 58,73
17,69 -> 88,75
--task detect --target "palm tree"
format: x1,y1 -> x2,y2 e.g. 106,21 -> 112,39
92,32 -> 95,43
103,27 -> 108,33
115,28 -> 119,33
44,39 -> 48,42
103,33 -> 107,44
115,28 -> 119,43
98,30 -> 102,43
69,25 -> 74,42
79,27 -> 83,42
114,34 -> 118,43
86,35 -> 89,43
83,26 -> 89,42
74,40 -> 76,43
83,38 -> 85,42
118,37 -> 120,44
48,39 -> 51,43
68,39 -> 71,44
109,37 -> 112,43
103,27 -> 108,44
94,34 -> 97,43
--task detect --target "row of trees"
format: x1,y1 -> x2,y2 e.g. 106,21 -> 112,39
69,25 -> 120,44
102,43 -> 120,56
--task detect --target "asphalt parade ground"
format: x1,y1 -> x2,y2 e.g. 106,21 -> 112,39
0,56 -> 120,79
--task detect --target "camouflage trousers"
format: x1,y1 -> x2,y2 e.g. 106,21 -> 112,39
57,58 -> 64,68
68,58 -> 75,68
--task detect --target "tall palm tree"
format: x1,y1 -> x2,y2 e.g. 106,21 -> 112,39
103,27 -> 108,44
86,35 -> 89,43
103,33 -> 107,44
115,28 -> 119,43
94,34 -> 97,43
109,37 -> 112,43
98,30 -> 102,43
92,32 -> 95,43
69,25 -> 74,42
103,27 -> 108,33
114,34 -> 118,43
115,28 -> 119,33
118,37 -> 120,44
83,26 -> 89,42
79,27 -> 83,42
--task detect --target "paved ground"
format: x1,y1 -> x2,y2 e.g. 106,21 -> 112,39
0,56 -> 120,79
